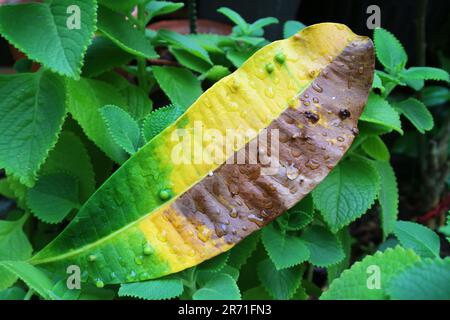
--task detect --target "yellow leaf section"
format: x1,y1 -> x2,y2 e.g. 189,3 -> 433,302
150,23 -> 358,195
139,23 -> 359,274
138,202 -> 233,274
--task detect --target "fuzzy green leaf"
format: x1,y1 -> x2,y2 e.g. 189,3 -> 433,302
228,233 -> 259,269
262,223 -> 310,269
283,20 -> 306,38
362,136 -> 390,161
0,71 -> 66,186
393,98 -> 434,133
248,17 -> 279,35
388,258 -> 450,300
257,259 -> 303,300
27,173 -> 80,224
360,93 -> 403,134
402,67 -> 450,82
321,246 -> 421,300
373,28 -> 407,72
198,252 -> 230,272
118,277 -> 184,300
277,195 -> 314,231
373,161 -> 398,237
152,67 -> 203,110
217,7 -> 249,34
226,48 -> 256,68
393,221 -> 440,258
98,5 -> 158,59
421,86 -> 450,107
313,158 -> 380,233
170,47 -> 212,74
141,104 -> 184,142
100,105 -> 141,155
0,1 -> 96,78
145,1 -> 184,21
120,85 -> 153,121
327,228 -> 351,283
193,274 -> 241,300
300,225 -> 344,267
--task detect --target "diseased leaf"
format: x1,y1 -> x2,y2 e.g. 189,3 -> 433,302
393,98 -> 434,133
321,247 -> 421,300
193,274 -> 241,300
0,0 -> 96,78
119,278 -> 184,300
0,71 -> 66,186
300,225 -> 344,267
393,221 -> 440,258
313,158 -> 380,233
387,258 -> 450,300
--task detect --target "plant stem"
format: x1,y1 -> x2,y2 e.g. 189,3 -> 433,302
188,0 -> 197,34
137,4 -> 148,91
24,288 -> 34,300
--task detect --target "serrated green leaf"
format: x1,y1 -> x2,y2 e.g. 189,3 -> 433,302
372,72 -> 384,92
100,105 -> 141,155
393,221 -> 440,258
145,1 -> 184,21
373,161 -> 398,238
257,259 -> 303,300
217,7 -> 249,34
300,225 -> 344,267
362,136 -> 390,161
393,98 -> 434,133
283,20 -> 306,38
228,233 -> 259,269
248,17 -> 279,35
196,265 -> 239,287
242,286 -> 273,300
360,93 -> 403,134
0,1 -> 96,78
327,227 -> 351,283
387,258 -> 450,300
118,277 -> 184,300
152,66 -> 203,110
0,214 -> 32,290
66,77 -> 129,163
141,104 -> 184,142
198,251 -> 230,272
421,86 -> 450,107
170,47 -> 212,74
226,48 -> 256,68
157,29 -> 212,64
0,261 -> 53,300
120,85 -> 153,121
27,173 -> 80,224
313,158 -> 380,233
262,223 -> 309,269
98,0 -> 141,13
277,195 -> 314,231
193,273 -> 241,300
50,279 -> 81,300
82,36 -> 133,77
321,246 -> 421,300
0,71 -> 66,186
373,28 -> 407,72
200,65 -> 231,82
98,5 -> 158,59
402,67 -> 450,82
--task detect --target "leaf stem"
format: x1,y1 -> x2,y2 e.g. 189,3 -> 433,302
24,288 -> 34,300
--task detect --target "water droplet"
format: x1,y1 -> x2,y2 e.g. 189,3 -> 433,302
303,100 -> 310,107
338,109 -> 351,120
248,214 -> 264,226
229,101 -> 239,111
264,87 -> 275,98
304,93 -> 310,99
291,149 -> 302,158
134,256 -> 143,265
358,66 -> 364,74
305,159 -> 320,170
126,271 -> 137,282
337,136 -> 345,142
208,171 -> 214,177
88,254 -> 96,262
313,97 -> 320,103
288,98 -> 298,109
159,189 -> 173,201
139,272 -> 149,281
293,34 -> 302,40
312,83 -> 323,93
230,78 -> 240,92
197,225 -> 212,242
286,163 -> 299,180
308,70 -> 316,78
188,249 -> 196,257
143,243 -> 153,256
95,279 -> 104,288
265,63 -> 274,74
157,229 -> 168,242
215,223 -> 227,237
351,127 -> 359,136
304,111 -> 320,123
229,208 -> 238,218
274,52 -> 286,64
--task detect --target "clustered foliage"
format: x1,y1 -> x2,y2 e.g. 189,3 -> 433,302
0,1 -> 449,300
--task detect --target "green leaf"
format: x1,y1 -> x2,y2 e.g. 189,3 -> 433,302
193,274 -> 241,300
228,233 -> 259,269
170,47 -> 212,74
283,20 -> 306,38
100,105 -> 141,155
157,29 -> 212,64
362,136 -> 390,161
217,7 -> 249,34
393,98 -> 434,133
327,227 -> 351,283
98,5 -> 158,59
98,0 -> 141,13
313,158 -> 380,233
39,131 -> 95,202
372,73 -> 384,92
248,17 -> 279,34
0,287 -> 27,300
439,213 -> 450,243
0,261 -> 54,300
373,161 -> 398,238
118,277 -> 184,300
373,28 -> 407,72
277,195 -> 314,231
421,86 -> 450,107
141,104 -> 184,142
198,252 -> 230,272
402,67 -> 450,82
226,48 -> 256,68
360,93 -> 403,134
393,221 -> 440,258
387,258 -> 450,300
0,214 -> 32,290
66,77 -> 129,163
300,225 -> 344,267
321,246 -> 421,300
262,223 -> 310,269
152,67 -> 203,110
0,1 -> 96,78
120,85 -> 153,121
196,265 -> 239,287
243,286 -> 273,300
0,71 -> 66,186
27,173 -> 80,224
257,259 -> 303,300
82,36 -> 133,77
145,1 -> 184,21
200,65 -> 231,82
